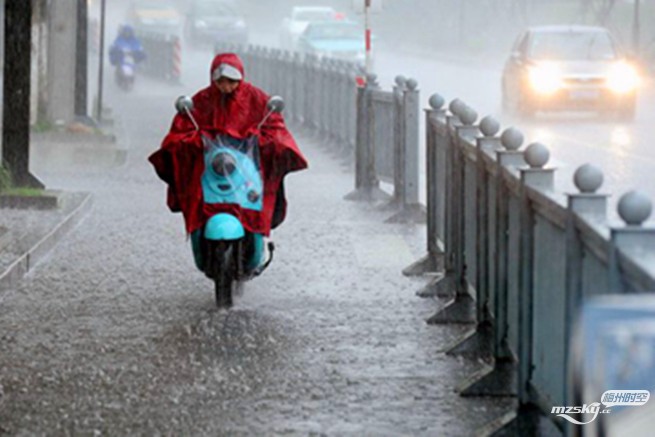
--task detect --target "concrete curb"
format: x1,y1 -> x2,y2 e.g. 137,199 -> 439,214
0,192 -> 93,291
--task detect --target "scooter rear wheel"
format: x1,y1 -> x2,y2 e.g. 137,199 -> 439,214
214,242 -> 237,308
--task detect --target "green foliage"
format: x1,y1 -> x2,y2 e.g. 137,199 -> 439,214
30,119 -> 55,133
3,187 -> 44,197
0,163 -> 12,192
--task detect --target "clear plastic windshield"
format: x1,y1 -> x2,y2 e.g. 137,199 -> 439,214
200,134 -> 263,212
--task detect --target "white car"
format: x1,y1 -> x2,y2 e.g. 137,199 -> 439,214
501,25 -> 639,120
279,6 -> 338,51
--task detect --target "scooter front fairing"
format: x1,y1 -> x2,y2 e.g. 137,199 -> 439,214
191,133 -> 266,274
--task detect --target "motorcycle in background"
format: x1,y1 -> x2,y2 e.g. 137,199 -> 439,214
109,44 -> 146,92
174,95 -> 284,307
115,49 -> 138,91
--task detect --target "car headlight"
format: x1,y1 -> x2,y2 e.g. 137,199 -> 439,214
233,20 -> 246,29
606,61 -> 639,94
195,20 -> 208,28
528,62 -> 562,95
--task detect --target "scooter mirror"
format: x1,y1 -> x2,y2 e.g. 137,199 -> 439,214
175,95 -> 194,114
267,96 -> 285,113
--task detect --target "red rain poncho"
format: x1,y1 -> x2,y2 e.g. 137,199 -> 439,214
149,53 -> 308,236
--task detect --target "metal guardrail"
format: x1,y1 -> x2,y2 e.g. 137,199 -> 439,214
211,41 -> 655,436
406,96 -> 655,435
344,75 -> 424,222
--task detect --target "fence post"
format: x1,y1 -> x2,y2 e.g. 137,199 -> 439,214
328,61 -> 338,147
349,65 -> 363,157
426,104 -> 479,324
307,54 -> 318,133
273,49 -> 282,95
337,62 -> 351,161
386,78 -> 425,224
344,74 -> 389,202
458,127 -> 524,399
404,94 -> 447,277
416,99 -> 464,298
445,116 -> 501,362
291,52 -> 301,124
383,75 -> 407,211
491,142 -> 560,436
302,54 -> 312,129
563,163 -> 607,431
317,58 -> 328,139
609,190 -> 655,292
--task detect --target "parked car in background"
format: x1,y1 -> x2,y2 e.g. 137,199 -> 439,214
279,6 -> 338,51
502,25 -> 640,120
185,0 -> 248,46
297,20 -> 369,67
128,0 -> 183,36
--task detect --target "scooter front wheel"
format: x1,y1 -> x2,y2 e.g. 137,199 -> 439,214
214,242 -> 237,308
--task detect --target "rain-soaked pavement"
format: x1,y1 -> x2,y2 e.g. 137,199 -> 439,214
0,58 -> 515,434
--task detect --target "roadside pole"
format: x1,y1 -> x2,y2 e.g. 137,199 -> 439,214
75,0 -> 88,118
95,0 -> 106,123
365,0 -> 371,79
2,0 -> 44,188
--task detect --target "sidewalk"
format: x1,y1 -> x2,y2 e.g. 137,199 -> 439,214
250,128 -> 516,434
0,122 -> 515,435
0,130 -> 123,291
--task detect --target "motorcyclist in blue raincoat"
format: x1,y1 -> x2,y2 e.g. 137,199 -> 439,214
109,25 -> 146,66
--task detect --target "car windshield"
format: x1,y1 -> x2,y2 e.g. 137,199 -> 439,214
529,31 -> 617,60
196,2 -> 239,16
305,23 -> 360,40
294,9 -> 335,21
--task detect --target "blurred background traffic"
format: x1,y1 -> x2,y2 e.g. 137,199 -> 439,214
87,0 -> 655,72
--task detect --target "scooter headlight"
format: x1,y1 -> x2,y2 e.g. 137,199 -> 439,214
528,62 -> 563,95
606,61 -> 639,94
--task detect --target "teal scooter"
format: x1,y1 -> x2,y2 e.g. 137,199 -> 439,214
174,95 -> 283,307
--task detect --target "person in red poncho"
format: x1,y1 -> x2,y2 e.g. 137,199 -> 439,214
149,53 -> 308,239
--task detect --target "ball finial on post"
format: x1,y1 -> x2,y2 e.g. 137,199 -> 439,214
574,164 -> 604,194
459,105 -> 478,126
618,191 -> 652,226
500,127 -> 524,151
524,142 -> 550,168
429,93 -> 445,110
449,98 -> 466,117
479,116 -> 500,137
